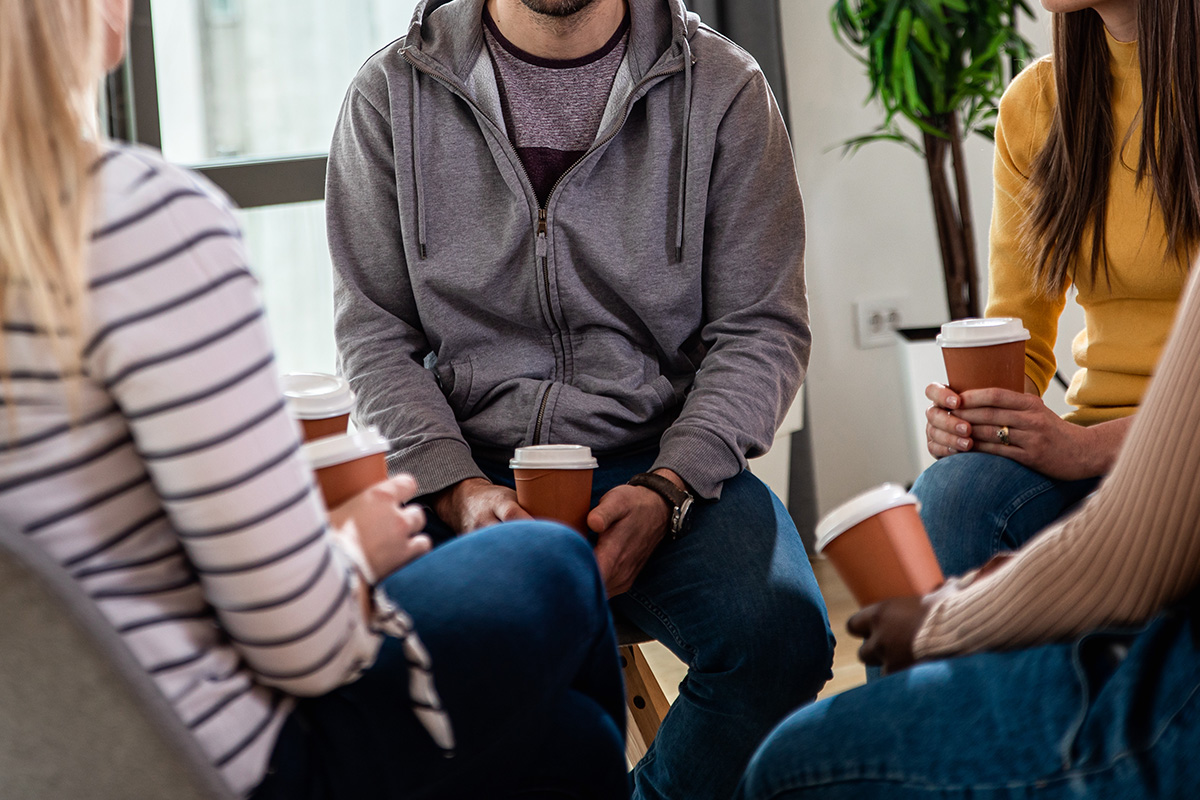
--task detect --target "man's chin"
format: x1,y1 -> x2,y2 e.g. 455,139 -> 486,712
519,0 -> 598,18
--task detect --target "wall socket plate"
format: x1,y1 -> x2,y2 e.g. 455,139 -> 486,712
854,297 -> 903,349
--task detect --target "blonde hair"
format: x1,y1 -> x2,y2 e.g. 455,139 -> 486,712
0,0 -> 106,389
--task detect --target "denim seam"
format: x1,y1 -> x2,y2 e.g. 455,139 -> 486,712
763,744 -> 1175,796
761,684 -> 1200,796
625,588 -> 698,663
993,478 -> 1060,551
1062,631 -> 1094,770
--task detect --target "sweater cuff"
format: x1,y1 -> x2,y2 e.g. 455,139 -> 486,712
652,424 -> 744,500
910,571 -> 988,661
911,597 -> 954,662
386,438 -> 486,498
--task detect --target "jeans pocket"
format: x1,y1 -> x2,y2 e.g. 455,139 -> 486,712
1066,612 -> 1200,769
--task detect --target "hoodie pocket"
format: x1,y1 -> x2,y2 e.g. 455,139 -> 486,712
433,357 -> 473,415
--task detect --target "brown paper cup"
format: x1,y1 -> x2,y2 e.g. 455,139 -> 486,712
816,484 -> 944,607
941,340 -> 1026,393
513,469 -> 594,535
936,318 -> 1031,393
303,428 -> 389,509
510,445 -> 599,535
314,451 -> 388,509
299,413 -> 351,443
282,372 -> 356,443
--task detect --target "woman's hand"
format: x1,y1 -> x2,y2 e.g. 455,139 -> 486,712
924,382 -> 971,459
950,388 -> 1131,481
329,474 -> 432,581
925,381 -> 1131,480
847,595 -> 934,675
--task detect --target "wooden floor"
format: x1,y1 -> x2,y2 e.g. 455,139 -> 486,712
638,555 -> 865,704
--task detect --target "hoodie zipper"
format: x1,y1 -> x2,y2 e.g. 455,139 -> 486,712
533,208 -> 553,443
402,48 -> 686,445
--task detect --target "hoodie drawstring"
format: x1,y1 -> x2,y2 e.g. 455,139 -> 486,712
674,36 -> 693,263
412,65 -> 428,259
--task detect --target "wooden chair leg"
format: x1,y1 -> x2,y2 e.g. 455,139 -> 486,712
620,643 -> 671,766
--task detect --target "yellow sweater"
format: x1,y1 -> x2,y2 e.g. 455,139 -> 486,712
986,30 -> 1189,425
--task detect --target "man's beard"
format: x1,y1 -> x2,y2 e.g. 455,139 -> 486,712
518,0 -> 597,18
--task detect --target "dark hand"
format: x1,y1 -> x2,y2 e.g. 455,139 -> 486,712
433,477 -> 531,534
587,470 -> 683,597
847,595 -> 933,675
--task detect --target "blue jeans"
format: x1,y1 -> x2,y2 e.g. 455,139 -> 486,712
251,522 -> 629,799
470,450 -> 835,800
736,604 -> 1200,798
911,453 -> 1101,578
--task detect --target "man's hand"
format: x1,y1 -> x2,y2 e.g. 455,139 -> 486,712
329,474 -> 432,580
587,469 -> 681,597
433,477 -> 532,534
846,595 -> 933,675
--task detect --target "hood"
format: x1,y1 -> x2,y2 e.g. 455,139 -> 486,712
398,0 -> 701,262
403,0 -> 699,86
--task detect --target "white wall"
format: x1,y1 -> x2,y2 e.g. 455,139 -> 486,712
778,4 -> 1077,515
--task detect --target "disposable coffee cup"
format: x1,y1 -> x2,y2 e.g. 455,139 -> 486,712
815,483 -> 944,608
303,427 -> 389,509
936,317 -> 1030,393
509,445 -> 599,535
282,372 -> 356,442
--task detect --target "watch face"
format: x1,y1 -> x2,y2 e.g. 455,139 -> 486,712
673,496 -> 694,535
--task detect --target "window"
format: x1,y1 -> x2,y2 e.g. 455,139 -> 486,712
109,0 -> 419,372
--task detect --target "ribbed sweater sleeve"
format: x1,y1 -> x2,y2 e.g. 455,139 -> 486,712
914,262 -> 1200,660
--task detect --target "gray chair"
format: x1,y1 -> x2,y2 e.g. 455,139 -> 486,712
0,520 -> 234,800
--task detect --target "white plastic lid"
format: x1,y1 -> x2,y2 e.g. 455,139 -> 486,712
282,372 -> 355,419
509,444 -> 598,470
936,317 -> 1031,348
814,483 -> 920,552
302,427 -> 388,470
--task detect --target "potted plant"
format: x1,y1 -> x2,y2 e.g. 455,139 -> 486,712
830,0 -> 1034,320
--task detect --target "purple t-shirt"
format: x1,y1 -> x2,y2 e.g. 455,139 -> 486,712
483,8 -> 629,206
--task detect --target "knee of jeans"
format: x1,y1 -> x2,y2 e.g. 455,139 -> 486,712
497,520 -> 605,614
911,453 -> 1013,574
709,586 -> 835,705
499,520 -> 596,578
737,713 -> 820,800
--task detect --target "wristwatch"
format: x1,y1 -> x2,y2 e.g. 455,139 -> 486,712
627,472 -> 694,540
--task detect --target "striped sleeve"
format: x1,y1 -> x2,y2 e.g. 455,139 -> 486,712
914,263 -> 1200,659
85,160 -> 385,696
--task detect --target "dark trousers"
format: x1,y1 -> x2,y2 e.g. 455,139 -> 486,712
252,523 -> 629,799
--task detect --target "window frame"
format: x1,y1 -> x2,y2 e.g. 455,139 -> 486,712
107,0 -> 328,209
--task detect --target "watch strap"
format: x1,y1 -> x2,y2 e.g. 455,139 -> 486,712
627,472 -> 689,509
627,472 -> 693,538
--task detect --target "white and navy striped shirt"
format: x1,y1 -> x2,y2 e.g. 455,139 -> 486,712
0,144 -> 448,795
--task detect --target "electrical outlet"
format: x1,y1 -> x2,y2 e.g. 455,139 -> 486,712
854,298 -> 902,349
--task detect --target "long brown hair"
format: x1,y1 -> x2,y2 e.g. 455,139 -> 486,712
0,0 -> 105,387
1025,1 -> 1200,295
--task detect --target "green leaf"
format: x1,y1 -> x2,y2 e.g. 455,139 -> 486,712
909,17 -> 936,55
831,0 -> 1036,154
891,7 -> 913,73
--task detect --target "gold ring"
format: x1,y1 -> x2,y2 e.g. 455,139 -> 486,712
998,426 -> 1011,446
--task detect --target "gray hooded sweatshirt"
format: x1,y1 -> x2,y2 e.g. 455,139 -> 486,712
327,0 -> 808,500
